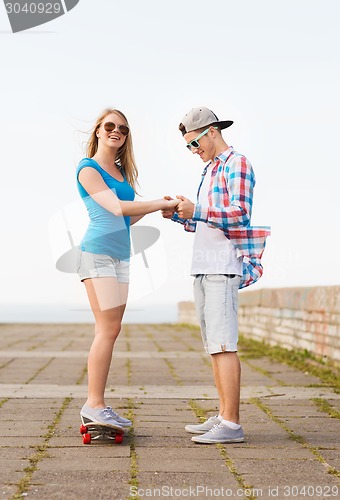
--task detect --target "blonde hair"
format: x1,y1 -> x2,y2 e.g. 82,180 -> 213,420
87,108 -> 139,191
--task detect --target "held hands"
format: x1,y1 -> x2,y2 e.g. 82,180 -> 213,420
161,196 -> 178,219
161,195 -> 194,219
176,195 -> 194,219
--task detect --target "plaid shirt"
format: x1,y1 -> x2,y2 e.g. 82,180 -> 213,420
172,146 -> 271,288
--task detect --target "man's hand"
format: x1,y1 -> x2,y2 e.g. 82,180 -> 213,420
162,196 -> 177,219
176,195 -> 195,219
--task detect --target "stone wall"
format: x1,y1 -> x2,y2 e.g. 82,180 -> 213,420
178,301 -> 200,327
178,286 -> 340,363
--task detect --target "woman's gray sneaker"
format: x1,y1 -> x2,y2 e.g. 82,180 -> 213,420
80,405 -> 124,430
191,423 -> 244,444
106,406 -> 132,427
185,415 -> 221,434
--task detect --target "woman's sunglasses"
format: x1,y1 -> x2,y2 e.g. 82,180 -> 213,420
186,126 -> 217,150
103,122 -> 130,136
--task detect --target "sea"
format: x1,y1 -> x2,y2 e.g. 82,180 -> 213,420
0,302 -> 178,324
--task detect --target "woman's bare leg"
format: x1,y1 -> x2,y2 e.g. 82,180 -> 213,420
83,277 -> 128,408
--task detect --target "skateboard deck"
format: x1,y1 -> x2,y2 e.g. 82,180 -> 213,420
80,418 -> 124,445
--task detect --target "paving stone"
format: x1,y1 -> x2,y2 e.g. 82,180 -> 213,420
30,471 -> 131,499
133,435 -> 198,448
137,447 -> 221,460
48,437 -> 88,447
136,471 -> 240,491
135,414 -> 191,423
233,457 -> 339,486
47,445 -> 131,459
226,447 -> 313,460
247,358 -> 323,385
320,449 -> 340,469
0,485 -> 17,497
37,456 -> 131,472
0,437 -> 45,447
0,459 -> 30,482
139,457 -> 228,473
0,422 -> 48,437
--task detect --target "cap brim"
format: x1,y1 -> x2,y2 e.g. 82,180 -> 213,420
213,120 -> 233,130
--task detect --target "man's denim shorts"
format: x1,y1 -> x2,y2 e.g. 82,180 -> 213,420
193,274 -> 241,354
77,251 -> 130,283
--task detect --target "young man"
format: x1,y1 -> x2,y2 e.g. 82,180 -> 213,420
163,107 -> 270,444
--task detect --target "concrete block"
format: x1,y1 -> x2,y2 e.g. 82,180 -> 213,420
239,290 -> 262,307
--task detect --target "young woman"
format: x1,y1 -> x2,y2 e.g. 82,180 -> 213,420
76,108 -> 178,429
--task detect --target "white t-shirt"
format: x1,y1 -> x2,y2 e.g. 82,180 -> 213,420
191,162 -> 243,276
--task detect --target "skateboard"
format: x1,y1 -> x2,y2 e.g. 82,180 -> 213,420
79,418 -> 124,445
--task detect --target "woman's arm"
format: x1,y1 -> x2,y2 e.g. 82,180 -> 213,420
78,167 -> 178,216
130,215 -> 145,225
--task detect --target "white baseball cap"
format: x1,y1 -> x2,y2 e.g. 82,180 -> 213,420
179,107 -> 233,134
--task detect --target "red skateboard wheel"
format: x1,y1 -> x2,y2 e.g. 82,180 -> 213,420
82,433 -> 91,444
80,425 -> 88,435
115,434 -> 123,444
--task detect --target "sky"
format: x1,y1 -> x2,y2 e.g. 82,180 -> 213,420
0,0 -> 339,323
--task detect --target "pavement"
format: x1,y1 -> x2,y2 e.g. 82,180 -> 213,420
0,323 -> 339,500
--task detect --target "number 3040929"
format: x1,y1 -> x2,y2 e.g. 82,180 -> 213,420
5,3 -> 62,14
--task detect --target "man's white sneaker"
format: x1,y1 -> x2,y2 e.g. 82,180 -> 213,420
191,422 -> 244,444
185,415 -> 221,434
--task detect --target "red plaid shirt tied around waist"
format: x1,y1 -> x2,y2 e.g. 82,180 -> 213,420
172,146 -> 271,289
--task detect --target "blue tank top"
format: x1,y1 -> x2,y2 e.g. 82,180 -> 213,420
76,158 -> 135,261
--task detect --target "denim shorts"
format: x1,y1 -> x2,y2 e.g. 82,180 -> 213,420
193,274 -> 241,354
77,251 -> 130,283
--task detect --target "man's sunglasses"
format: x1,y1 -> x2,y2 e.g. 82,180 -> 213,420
186,126 -> 217,151
103,122 -> 130,136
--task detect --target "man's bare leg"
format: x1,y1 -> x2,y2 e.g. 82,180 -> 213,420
211,352 -> 241,423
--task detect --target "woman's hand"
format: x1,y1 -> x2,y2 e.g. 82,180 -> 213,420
162,196 -> 178,219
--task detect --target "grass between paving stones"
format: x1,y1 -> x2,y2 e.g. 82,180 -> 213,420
13,396 -> 73,499
126,357 -> 132,385
124,324 -> 132,352
24,358 -> 55,384
164,359 -> 183,386
27,331 -> 65,351
76,365 -> 88,385
0,358 -> 15,370
3,332 -> 39,350
125,325 -> 133,386
241,358 -> 288,387
148,336 -> 164,353
169,332 -> 197,352
144,330 -> 184,386
250,398 -> 340,478
61,340 -> 74,351
189,400 -> 257,499
0,398 -> 8,409
126,399 -> 139,500
311,398 -> 340,419
238,335 -> 340,392
177,323 -> 200,332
